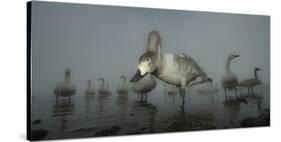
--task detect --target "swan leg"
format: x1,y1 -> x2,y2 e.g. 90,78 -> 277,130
56,95 -> 59,104
235,88 -> 238,98
224,88 -> 227,98
251,87 -> 254,94
179,79 -> 187,106
141,94 -> 143,102
179,88 -> 186,106
145,93 -> 147,101
68,96 -> 71,101
248,88 -> 250,94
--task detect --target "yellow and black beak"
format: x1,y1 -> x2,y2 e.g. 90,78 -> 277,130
130,69 -> 147,82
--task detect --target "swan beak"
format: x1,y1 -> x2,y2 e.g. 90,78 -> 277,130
234,54 -> 240,58
130,69 -> 146,82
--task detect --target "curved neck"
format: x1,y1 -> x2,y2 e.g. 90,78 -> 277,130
100,79 -> 105,88
64,74 -> 70,82
254,70 -> 259,79
87,82 -> 91,89
225,58 -> 231,72
122,77 -> 126,87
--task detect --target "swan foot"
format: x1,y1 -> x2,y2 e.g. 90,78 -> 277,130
179,88 -> 186,106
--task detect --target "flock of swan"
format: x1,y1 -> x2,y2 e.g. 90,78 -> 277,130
53,31 -> 262,102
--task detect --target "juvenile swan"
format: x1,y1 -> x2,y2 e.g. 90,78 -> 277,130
131,74 -> 157,101
238,68 -> 262,94
222,54 -> 240,96
98,78 -> 111,95
117,75 -> 129,94
85,80 -> 95,95
130,31 -> 212,102
54,69 -> 76,100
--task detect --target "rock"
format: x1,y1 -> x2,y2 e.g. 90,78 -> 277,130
31,129 -> 48,140
94,126 -> 121,136
32,119 -> 42,125
241,109 -> 270,127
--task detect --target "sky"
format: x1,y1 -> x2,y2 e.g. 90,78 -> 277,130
31,1 -> 270,95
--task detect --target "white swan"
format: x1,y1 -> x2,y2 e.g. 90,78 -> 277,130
238,68 -> 262,94
222,54 -> 240,95
105,82 -> 112,95
130,31 -> 211,104
85,80 -> 95,95
197,81 -> 218,94
54,69 -> 76,100
98,78 -> 111,95
117,75 -> 129,94
131,74 -> 157,101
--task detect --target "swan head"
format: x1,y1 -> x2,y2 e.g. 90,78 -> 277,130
130,52 -> 157,82
87,80 -> 91,84
65,69 -> 71,76
255,68 -> 262,72
228,54 -> 240,60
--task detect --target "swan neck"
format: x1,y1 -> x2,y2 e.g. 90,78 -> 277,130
87,82 -> 91,88
100,79 -> 105,88
64,74 -> 70,82
225,58 -> 231,72
122,78 -> 126,86
254,70 -> 259,79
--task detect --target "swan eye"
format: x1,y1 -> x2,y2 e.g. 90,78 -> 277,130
146,58 -> 151,62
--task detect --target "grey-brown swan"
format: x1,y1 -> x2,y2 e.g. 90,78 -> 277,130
130,31 -> 212,104
85,80 -> 95,95
54,69 -> 76,100
222,54 -> 240,96
238,68 -> 262,94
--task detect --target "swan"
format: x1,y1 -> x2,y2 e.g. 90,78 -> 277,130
117,75 -> 129,94
98,78 -> 111,95
238,68 -> 262,94
53,69 -> 76,100
222,53 -> 240,96
130,31 -> 212,103
85,80 -> 95,95
105,82 -> 112,95
131,74 -> 157,101
197,81 -> 218,94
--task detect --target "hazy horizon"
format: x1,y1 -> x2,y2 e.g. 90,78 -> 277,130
31,1 -> 270,96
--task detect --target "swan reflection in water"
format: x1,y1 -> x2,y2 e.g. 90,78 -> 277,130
52,99 -> 75,132
130,100 -> 157,133
85,95 -> 95,114
223,95 -> 248,125
163,101 -> 215,131
116,93 -> 129,116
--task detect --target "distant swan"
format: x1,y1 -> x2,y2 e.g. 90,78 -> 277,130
197,81 -> 218,94
117,75 -> 129,94
98,78 -> 111,95
54,69 -> 76,100
222,54 -> 240,96
85,80 -> 95,95
238,68 -> 262,94
131,74 -> 156,101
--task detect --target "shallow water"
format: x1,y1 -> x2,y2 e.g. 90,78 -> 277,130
31,85 -> 270,140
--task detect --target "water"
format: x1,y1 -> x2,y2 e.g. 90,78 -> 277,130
31,85 -> 270,140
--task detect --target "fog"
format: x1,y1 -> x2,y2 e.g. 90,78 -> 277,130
31,1 -> 270,96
